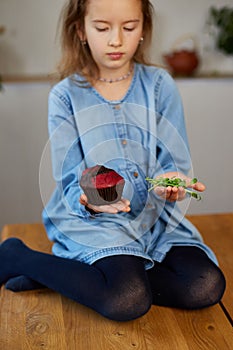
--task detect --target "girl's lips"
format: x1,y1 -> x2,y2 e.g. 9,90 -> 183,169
107,53 -> 124,60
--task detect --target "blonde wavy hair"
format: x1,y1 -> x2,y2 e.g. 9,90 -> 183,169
56,0 -> 154,83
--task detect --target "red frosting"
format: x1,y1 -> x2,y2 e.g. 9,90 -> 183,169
81,165 -> 124,189
92,171 -> 124,189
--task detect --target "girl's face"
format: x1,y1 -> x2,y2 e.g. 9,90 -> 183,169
81,0 -> 143,77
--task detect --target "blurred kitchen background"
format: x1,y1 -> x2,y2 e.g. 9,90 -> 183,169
0,0 -> 233,230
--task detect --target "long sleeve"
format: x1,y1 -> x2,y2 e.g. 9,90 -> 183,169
155,71 -> 191,176
48,88 -> 89,218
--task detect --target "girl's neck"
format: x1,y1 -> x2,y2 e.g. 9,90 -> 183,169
93,65 -> 135,101
93,77 -> 133,101
98,65 -> 133,84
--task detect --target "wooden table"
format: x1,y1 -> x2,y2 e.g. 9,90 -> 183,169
0,214 -> 233,349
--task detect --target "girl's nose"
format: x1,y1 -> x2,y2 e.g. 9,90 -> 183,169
108,29 -> 122,47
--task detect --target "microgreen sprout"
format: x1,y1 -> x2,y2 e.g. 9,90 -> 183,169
145,176 -> 202,200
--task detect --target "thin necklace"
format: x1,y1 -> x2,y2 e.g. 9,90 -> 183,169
98,66 -> 133,83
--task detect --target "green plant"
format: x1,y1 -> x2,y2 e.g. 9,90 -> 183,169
208,6 -> 233,55
146,176 -> 202,200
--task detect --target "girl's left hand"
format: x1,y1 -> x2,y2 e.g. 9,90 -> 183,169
154,172 -> 206,202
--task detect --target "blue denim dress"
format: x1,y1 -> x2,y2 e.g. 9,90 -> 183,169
42,64 -> 217,269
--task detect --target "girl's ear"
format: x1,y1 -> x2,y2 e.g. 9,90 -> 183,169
78,31 -> 86,42
76,22 -> 86,42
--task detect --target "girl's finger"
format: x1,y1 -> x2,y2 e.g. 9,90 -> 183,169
121,198 -> 131,207
192,182 -> 206,192
154,186 -> 166,197
177,187 -> 186,200
87,198 -> 131,214
111,203 -> 130,212
167,186 -> 178,201
79,194 -> 88,205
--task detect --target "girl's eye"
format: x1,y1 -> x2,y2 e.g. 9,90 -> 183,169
123,27 -> 135,32
96,27 -> 109,32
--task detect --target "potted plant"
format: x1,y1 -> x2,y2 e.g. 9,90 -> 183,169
207,6 -> 233,55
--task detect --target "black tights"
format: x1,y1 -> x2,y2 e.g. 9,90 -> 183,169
0,238 -> 226,321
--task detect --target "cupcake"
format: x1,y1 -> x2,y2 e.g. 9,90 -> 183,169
80,165 -> 125,205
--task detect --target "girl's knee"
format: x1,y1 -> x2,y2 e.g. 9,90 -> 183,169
205,266 -> 226,306
187,265 -> 226,309
101,287 -> 152,321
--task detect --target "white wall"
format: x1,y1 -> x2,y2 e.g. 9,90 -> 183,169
0,83 -> 51,230
177,78 -> 233,214
0,0 -> 65,75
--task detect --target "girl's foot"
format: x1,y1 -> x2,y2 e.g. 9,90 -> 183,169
0,238 -> 27,285
5,276 -> 45,292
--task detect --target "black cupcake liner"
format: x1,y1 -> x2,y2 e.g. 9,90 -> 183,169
82,182 -> 124,206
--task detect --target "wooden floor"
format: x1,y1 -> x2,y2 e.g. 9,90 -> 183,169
0,214 -> 233,350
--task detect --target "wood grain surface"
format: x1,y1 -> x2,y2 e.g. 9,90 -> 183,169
0,215 -> 232,349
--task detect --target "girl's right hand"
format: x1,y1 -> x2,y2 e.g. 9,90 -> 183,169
79,194 -> 131,214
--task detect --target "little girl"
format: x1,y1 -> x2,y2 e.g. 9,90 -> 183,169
1,0 -> 225,321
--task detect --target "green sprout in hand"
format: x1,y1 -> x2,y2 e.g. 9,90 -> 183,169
145,176 -> 202,200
